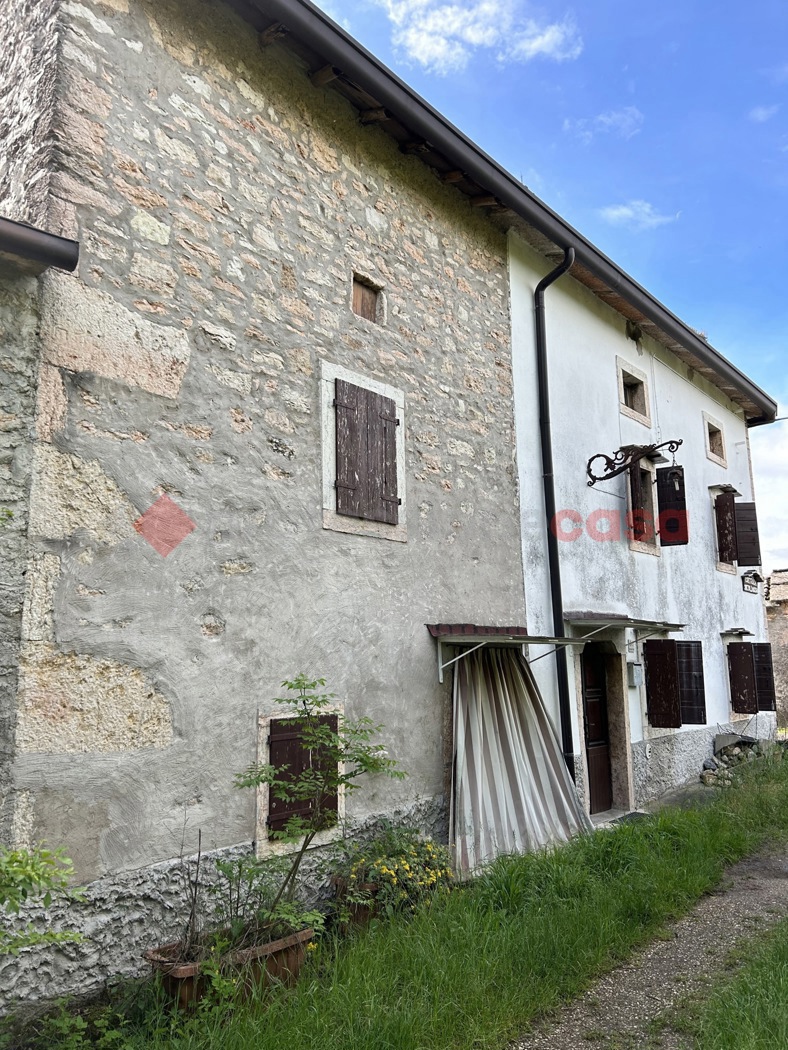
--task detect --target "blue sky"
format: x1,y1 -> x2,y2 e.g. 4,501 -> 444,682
315,0 -> 788,572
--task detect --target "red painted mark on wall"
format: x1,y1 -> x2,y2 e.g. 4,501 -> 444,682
134,494 -> 195,556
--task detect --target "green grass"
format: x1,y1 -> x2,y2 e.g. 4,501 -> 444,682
673,917 -> 788,1050
13,752 -> 788,1050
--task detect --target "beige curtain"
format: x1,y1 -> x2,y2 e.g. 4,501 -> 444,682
451,646 -> 591,873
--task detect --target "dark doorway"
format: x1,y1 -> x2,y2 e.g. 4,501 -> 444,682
582,645 -> 613,814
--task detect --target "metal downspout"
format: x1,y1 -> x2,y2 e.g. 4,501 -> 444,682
534,247 -> 576,779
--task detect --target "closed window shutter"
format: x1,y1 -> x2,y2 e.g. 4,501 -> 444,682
753,643 -> 776,711
335,380 -> 399,524
267,715 -> 339,838
727,642 -> 758,714
335,379 -> 367,519
656,467 -> 688,545
676,641 -> 706,723
368,390 -> 399,525
629,465 -> 646,540
643,639 -> 682,728
714,492 -> 737,563
734,503 -> 761,567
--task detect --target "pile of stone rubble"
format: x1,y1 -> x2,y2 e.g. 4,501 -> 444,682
699,733 -> 786,787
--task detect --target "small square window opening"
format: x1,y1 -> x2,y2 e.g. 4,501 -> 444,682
622,373 -> 647,416
708,423 -> 723,459
352,277 -> 380,323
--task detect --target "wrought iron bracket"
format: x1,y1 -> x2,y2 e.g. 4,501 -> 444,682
586,439 -> 683,487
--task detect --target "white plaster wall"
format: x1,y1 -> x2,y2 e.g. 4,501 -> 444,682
509,232 -> 769,754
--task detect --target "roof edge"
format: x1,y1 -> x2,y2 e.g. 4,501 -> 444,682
254,0 -> 777,425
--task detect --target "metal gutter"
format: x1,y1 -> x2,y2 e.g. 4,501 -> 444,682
253,0 -> 776,425
0,216 -> 79,275
535,248 -> 576,780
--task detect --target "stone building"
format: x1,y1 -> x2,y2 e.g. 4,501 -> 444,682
766,570 -> 788,727
0,0 -> 778,1010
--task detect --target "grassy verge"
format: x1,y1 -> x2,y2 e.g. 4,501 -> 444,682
667,917 -> 788,1050
14,751 -> 788,1050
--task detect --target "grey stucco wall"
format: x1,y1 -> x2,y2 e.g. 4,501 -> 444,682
632,714 -> 776,806
7,0 -> 525,995
0,275 -> 41,845
0,0 -> 60,226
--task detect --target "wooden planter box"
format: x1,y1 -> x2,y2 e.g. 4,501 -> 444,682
144,926 -> 314,1009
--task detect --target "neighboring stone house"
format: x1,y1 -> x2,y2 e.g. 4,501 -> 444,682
766,570 -> 788,726
0,0 -> 778,1010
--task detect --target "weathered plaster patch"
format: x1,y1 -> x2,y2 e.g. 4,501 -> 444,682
16,643 -> 172,753
9,790 -> 35,850
28,444 -> 137,545
41,273 -> 191,399
36,364 -> 68,441
21,553 -> 61,643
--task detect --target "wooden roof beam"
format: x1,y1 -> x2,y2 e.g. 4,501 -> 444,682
360,107 -> 388,124
310,63 -> 341,87
260,21 -> 288,47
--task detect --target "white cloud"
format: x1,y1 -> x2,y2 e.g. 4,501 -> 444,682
763,64 -> 788,86
372,1 -> 583,75
749,104 -> 780,123
750,401 -> 788,576
598,199 -> 678,231
564,105 -> 644,143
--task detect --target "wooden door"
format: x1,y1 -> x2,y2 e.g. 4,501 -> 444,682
582,648 -> 613,814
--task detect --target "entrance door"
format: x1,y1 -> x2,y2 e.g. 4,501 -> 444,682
582,646 -> 613,814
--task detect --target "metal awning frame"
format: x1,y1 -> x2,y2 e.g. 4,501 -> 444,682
435,623 -> 613,683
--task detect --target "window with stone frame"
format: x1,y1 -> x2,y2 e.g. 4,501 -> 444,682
320,360 -> 406,542
643,639 -> 707,727
714,492 -> 762,567
334,378 -> 400,525
727,642 -> 776,715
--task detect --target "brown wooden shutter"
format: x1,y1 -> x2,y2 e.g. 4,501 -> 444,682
367,390 -> 399,525
727,642 -> 758,714
267,715 -> 339,838
656,466 -> 688,545
753,643 -> 776,711
676,641 -> 706,724
629,466 -> 646,540
734,503 -> 761,567
643,639 -> 682,728
335,379 -> 367,519
715,492 -> 737,563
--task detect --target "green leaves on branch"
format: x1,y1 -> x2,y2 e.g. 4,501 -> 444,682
0,845 -> 81,955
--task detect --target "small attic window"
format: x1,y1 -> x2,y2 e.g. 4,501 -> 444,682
703,412 -> 727,467
623,374 -> 646,415
352,276 -> 380,323
617,358 -> 651,426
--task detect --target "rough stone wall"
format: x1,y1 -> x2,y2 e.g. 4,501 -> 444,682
3,0 -> 524,1008
0,0 -> 60,226
632,715 -> 776,806
0,797 -> 443,1015
767,570 -> 788,727
0,275 -> 41,845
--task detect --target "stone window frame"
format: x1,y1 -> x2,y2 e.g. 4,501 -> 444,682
617,357 -> 652,428
255,705 -> 346,861
703,411 -> 727,468
320,359 -> 407,542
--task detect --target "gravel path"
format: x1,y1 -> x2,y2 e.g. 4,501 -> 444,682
510,844 -> 788,1050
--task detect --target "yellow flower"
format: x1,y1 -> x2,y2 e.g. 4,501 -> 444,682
306,942 -> 317,952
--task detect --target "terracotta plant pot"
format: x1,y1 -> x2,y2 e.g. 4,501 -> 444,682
332,876 -> 380,928
144,926 -> 315,1009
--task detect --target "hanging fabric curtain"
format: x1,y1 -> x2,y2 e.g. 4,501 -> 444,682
451,646 -> 591,873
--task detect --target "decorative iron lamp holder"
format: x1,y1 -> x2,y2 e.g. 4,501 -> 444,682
586,439 -> 683,487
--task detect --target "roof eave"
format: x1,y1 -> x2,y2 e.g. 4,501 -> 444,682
251,0 -> 777,426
